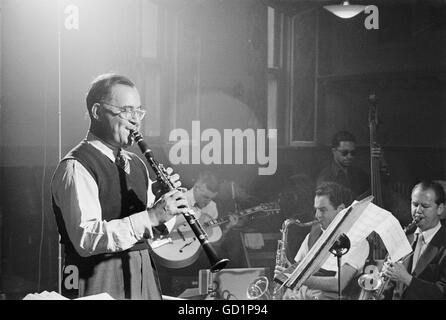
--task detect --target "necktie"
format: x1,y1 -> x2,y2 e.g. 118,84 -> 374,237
393,234 -> 423,299
411,233 -> 425,273
116,149 -> 130,174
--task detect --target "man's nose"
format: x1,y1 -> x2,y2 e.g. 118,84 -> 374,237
413,205 -> 423,215
128,120 -> 141,131
129,117 -> 140,125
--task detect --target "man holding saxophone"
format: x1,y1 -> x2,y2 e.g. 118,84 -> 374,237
275,182 -> 370,300
381,181 -> 446,300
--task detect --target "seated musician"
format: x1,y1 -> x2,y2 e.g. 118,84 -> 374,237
275,182 -> 370,300
381,180 -> 446,300
176,171 -> 240,241
157,171 -> 241,295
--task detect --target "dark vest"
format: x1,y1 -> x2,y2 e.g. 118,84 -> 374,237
307,226 -> 337,277
308,225 -> 323,250
52,141 -> 149,256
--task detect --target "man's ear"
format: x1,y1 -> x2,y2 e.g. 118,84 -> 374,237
91,103 -> 100,120
337,203 -> 346,211
436,203 -> 445,218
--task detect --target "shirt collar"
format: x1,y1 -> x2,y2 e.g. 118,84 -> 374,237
86,131 -> 130,163
415,221 -> 442,245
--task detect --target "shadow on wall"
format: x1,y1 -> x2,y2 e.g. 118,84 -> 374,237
0,166 -> 59,299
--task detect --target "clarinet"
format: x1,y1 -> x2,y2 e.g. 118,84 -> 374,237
131,130 -> 229,273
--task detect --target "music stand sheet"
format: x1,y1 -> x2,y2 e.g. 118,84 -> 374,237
286,196 -> 373,289
345,202 -> 413,262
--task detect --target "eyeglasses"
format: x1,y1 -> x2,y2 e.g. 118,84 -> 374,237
337,149 -> 357,157
100,102 -> 146,121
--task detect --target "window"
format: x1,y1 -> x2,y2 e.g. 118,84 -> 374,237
288,10 -> 318,145
267,6 -> 319,146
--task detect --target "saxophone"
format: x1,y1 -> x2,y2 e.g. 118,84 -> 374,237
357,216 -> 420,300
272,218 -> 319,299
246,217 -> 318,300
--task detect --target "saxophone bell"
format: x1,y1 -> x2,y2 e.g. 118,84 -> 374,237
357,272 -> 383,298
358,274 -> 383,290
246,217 -> 318,300
246,276 -> 272,300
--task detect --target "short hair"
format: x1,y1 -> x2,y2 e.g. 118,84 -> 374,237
331,131 -> 357,148
85,73 -> 136,115
196,171 -> 220,193
315,182 -> 353,208
412,180 -> 446,206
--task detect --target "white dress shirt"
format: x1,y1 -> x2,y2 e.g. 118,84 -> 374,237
51,132 -> 175,257
290,229 -> 369,299
412,221 -> 442,270
185,188 -> 218,220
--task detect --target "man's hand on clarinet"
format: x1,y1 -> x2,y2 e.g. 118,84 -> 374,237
149,189 -> 190,226
148,168 -> 191,226
164,166 -> 181,189
151,167 -> 182,200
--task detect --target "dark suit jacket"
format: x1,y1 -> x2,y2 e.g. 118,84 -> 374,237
317,162 -> 369,200
401,225 -> 446,300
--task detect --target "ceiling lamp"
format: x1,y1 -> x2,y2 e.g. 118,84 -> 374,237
323,1 -> 366,19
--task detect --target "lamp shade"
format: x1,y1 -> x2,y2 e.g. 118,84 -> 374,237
323,1 -> 366,19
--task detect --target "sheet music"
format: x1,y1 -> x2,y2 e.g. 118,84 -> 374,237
374,212 -> 413,262
75,293 -> 114,300
23,291 -> 114,300
23,291 -> 69,300
285,196 -> 374,289
345,202 -> 412,261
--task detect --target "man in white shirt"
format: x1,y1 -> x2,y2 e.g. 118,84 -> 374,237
51,73 -> 189,299
275,182 -> 369,300
382,180 -> 446,300
182,172 -> 239,241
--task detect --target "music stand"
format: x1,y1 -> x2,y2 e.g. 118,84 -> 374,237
329,233 -> 351,301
